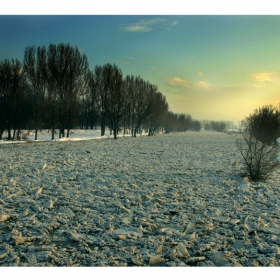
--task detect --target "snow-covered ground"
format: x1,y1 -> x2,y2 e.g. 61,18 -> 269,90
0,129 -> 137,144
1,131 -> 280,267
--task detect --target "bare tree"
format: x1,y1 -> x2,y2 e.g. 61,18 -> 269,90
24,46 -> 47,140
236,132 -> 279,181
243,105 -> 280,145
131,77 -> 155,137
93,65 -> 107,136
178,113 -> 192,132
147,91 -> 168,136
97,63 -> 124,139
64,46 -> 89,137
85,70 -> 99,129
46,43 -> 89,138
122,74 -> 135,135
45,45 -> 59,140
0,59 -> 26,140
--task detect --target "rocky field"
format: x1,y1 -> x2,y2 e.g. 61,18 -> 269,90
1,131 -> 280,267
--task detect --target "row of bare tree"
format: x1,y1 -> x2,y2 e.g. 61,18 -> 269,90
0,43 -> 196,140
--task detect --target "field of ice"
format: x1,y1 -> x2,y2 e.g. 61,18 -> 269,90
1,130 -> 280,267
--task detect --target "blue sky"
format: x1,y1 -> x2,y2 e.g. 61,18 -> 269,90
1,2 -> 280,124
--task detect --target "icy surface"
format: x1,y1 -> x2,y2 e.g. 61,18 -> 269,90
0,129 -> 132,144
1,131 -> 280,267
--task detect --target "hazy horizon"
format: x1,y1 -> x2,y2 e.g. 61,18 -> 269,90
1,12 -> 280,125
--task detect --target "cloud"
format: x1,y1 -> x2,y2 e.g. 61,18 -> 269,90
122,25 -> 151,32
122,55 -> 135,60
150,65 -> 156,70
250,72 -> 278,82
120,18 -> 166,32
167,77 -> 212,90
116,59 -> 129,64
194,81 -> 212,89
167,77 -> 191,87
198,72 -> 204,77
120,18 -> 178,33
116,55 -> 135,65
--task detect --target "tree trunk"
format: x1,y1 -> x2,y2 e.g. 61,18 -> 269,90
51,112 -> 55,140
101,116 -> 105,136
59,106 -> 62,138
35,99 -> 38,141
7,121 -> 11,140
90,109 -> 94,129
13,129 -> 16,140
67,114 -> 70,138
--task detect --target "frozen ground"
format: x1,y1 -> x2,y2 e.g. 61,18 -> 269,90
0,129 -> 134,144
1,131 -> 280,267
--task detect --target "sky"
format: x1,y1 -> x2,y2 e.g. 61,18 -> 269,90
1,1 -> 280,125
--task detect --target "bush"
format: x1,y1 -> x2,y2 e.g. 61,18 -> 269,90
243,105 -> 280,145
236,132 -> 279,181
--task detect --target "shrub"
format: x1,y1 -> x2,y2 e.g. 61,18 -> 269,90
236,132 -> 279,181
243,105 -> 280,145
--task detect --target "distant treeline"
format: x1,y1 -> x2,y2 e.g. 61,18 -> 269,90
0,43 -> 231,140
202,120 -> 235,132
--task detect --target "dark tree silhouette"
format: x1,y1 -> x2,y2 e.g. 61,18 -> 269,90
122,74 -> 135,135
236,132 -> 279,181
211,121 -> 226,132
97,63 -> 124,139
82,70 -> 99,129
0,43 -> 207,141
24,46 -> 47,140
46,43 -> 89,138
0,59 -> 27,140
191,120 -> 202,131
131,77 -> 155,137
93,65 -> 107,136
243,105 -> 280,145
164,112 -> 192,133
147,91 -> 168,136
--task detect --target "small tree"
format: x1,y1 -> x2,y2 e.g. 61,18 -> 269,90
236,131 -> 279,181
243,105 -> 280,145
